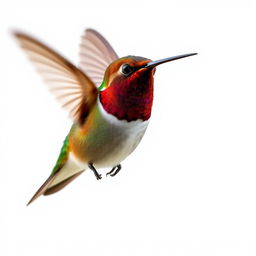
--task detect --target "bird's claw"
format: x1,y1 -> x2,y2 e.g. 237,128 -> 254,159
88,163 -> 102,180
106,164 -> 122,177
96,173 -> 102,180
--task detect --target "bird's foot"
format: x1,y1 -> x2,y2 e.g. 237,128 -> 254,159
106,164 -> 122,177
88,163 -> 102,180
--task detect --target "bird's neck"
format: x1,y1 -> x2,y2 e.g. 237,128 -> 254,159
99,77 -> 154,122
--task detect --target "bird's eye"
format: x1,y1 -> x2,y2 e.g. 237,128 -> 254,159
121,64 -> 134,76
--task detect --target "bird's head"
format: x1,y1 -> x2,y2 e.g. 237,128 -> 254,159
99,54 -> 197,122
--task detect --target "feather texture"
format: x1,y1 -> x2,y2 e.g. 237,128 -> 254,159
14,32 -> 98,125
79,29 -> 118,87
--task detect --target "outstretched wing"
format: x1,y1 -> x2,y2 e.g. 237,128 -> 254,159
14,32 -> 98,125
79,29 -> 118,87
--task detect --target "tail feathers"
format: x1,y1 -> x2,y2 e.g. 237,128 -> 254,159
44,170 -> 84,195
27,173 -> 57,206
26,134 -> 87,205
27,168 -> 84,206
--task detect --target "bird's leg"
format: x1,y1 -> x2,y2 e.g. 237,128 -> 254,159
88,163 -> 102,180
106,164 -> 122,177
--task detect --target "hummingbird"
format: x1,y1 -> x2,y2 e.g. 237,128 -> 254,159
14,29 -> 197,205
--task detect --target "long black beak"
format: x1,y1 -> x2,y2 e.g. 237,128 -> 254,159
144,53 -> 197,68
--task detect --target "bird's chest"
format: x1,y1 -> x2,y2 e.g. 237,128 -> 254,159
89,103 -> 149,167
95,118 -> 148,167
70,101 -> 149,168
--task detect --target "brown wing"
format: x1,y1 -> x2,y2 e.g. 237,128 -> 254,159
79,29 -> 118,87
14,32 -> 98,125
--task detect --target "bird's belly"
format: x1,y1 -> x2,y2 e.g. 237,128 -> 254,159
91,121 -> 148,168
70,101 -> 149,169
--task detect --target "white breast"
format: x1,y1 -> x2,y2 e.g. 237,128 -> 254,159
94,99 -> 149,168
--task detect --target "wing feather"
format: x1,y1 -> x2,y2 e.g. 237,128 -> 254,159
14,32 -> 98,125
79,29 -> 118,87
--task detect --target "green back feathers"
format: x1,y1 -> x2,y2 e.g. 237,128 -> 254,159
51,135 -> 70,174
98,81 -> 107,91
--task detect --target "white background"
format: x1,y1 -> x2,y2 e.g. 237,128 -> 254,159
0,0 -> 256,255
